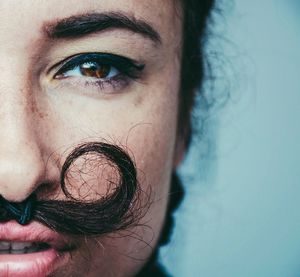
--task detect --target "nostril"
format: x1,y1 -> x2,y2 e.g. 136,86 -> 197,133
0,207 -> 9,220
0,194 -> 36,225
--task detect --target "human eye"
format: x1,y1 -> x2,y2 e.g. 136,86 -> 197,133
52,53 -> 145,92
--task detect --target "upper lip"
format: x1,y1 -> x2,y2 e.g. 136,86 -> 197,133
0,220 -> 72,251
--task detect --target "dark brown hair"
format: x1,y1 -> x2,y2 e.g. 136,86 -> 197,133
179,0 -> 215,147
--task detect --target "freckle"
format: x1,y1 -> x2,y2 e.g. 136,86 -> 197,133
134,95 -> 143,107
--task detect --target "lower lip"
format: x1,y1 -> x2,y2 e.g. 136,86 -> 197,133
0,248 -> 69,277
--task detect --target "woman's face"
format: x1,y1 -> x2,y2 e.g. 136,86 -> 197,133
0,0 -> 183,276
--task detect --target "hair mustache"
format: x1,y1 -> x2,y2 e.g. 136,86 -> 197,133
0,142 -> 143,236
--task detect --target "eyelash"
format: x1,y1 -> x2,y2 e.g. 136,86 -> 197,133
52,53 -> 145,92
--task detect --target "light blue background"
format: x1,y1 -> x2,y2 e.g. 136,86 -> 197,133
161,1 -> 300,276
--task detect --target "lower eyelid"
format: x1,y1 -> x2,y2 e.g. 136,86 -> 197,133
55,75 -> 131,94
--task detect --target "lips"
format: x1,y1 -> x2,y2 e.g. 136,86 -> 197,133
0,221 -> 73,277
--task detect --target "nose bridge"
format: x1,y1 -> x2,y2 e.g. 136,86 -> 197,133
0,81 -> 45,202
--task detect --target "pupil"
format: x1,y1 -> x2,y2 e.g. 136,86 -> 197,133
80,62 -> 110,78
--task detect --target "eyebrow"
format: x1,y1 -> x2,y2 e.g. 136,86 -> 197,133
44,12 -> 162,45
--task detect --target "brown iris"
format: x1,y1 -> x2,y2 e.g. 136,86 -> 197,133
79,62 -> 111,78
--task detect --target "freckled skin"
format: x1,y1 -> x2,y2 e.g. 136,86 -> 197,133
0,1 -> 184,276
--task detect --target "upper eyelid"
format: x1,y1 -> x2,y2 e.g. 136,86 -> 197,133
47,52 -> 144,75
47,52 -> 82,74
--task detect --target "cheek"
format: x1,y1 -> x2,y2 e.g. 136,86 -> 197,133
127,100 -> 178,195
85,100 -> 179,277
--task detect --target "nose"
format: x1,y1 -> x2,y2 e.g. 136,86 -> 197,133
0,91 -> 46,202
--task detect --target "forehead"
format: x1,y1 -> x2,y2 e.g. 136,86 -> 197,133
0,0 -> 181,46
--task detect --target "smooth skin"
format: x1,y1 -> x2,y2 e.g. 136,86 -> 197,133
0,0 -> 184,276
